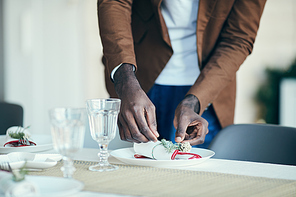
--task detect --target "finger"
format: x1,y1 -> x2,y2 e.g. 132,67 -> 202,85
144,106 -> 159,138
188,126 -> 200,138
118,117 -> 126,141
205,124 -> 209,135
189,118 -> 209,133
188,119 -> 208,135
183,127 -> 200,142
122,110 -> 149,142
118,115 -> 141,143
183,124 -> 207,145
119,114 -> 132,142
184,135 -> 205,145
134,109 -> 158,142
175,117 -> 190,143
184,133 -> 190,140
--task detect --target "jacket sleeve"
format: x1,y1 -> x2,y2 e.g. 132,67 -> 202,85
98,0 -> 137,76
187,0 -> 267,114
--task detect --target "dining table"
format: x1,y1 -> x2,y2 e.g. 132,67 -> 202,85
25,147 -> 296,197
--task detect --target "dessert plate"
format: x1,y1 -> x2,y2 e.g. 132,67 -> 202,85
0,152 -> 62,169
110,147 -> 215,167
0,134 -> 53,153
26,176 -> 83,197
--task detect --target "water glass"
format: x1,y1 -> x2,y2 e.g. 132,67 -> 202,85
49,108 -> 86,178
86,98 -> 121,172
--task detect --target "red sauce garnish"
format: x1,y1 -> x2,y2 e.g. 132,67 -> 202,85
134,151 -> 202,160
4,140 -> 36,147
134,154 -> 150,159
171,150 -> 202,160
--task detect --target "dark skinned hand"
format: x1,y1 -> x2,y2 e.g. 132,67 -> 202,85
174,94 -> 209,146
114,63 -> 159,143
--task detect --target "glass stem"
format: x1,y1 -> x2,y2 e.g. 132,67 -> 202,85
98,143 -> 109,165
61,156 -> 75,178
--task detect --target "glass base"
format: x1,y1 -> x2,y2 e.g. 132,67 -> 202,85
89,164 -> 118,172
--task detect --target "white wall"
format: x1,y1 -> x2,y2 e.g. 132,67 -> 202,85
280,79 -> 296,127
235,0 -> 296,124
3,0 -> 296,150
3,0 -> 131,149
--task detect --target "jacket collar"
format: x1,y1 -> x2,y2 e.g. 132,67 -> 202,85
197,0 -> 217,66
151,0 -> 171,46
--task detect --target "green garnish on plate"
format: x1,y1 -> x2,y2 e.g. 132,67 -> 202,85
8,126 -> 30,140
160,139 -> 191,153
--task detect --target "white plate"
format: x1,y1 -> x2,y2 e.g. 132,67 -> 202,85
0,134 -> 53,153
25,175 -> 84,197
0,152 -> 62,169
110,147 -> 215,167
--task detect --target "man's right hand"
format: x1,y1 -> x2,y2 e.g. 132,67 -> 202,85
114,63 -> 159,143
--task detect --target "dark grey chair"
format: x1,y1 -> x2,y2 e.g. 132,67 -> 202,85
208,124 -> 296,165
0,102 -> 23,135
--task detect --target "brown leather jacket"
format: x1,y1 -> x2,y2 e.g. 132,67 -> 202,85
98,0 -> 266,128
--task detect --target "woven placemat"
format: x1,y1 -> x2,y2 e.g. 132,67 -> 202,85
28,160 -> 296,197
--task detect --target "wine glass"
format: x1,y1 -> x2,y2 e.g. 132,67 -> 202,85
86,98 -> 121,172
49,108 -> 86,178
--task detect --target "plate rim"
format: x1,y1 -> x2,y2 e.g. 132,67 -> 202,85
26,175 -> 84,196
110,147 -> 215,167
1,152 -> 62,169
0,134 -> 53,153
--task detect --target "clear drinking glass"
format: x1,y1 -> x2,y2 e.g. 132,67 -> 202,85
49,108 -> 86,178
86,98 -> 121,172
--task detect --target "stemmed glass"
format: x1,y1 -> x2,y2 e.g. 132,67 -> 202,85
49,108 -> 86,178
86,98 -> 121,172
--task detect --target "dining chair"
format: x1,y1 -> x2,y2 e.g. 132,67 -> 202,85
208,124 -> 296,165
0,102 -> 24,135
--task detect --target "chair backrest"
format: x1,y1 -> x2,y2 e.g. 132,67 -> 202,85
208,124 -> 296,165
0,102 -> 23,135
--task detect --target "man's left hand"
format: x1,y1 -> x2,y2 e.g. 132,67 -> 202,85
173,94 -> 209,146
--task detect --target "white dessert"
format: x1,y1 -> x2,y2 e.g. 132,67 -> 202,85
4,126 -> 35,147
